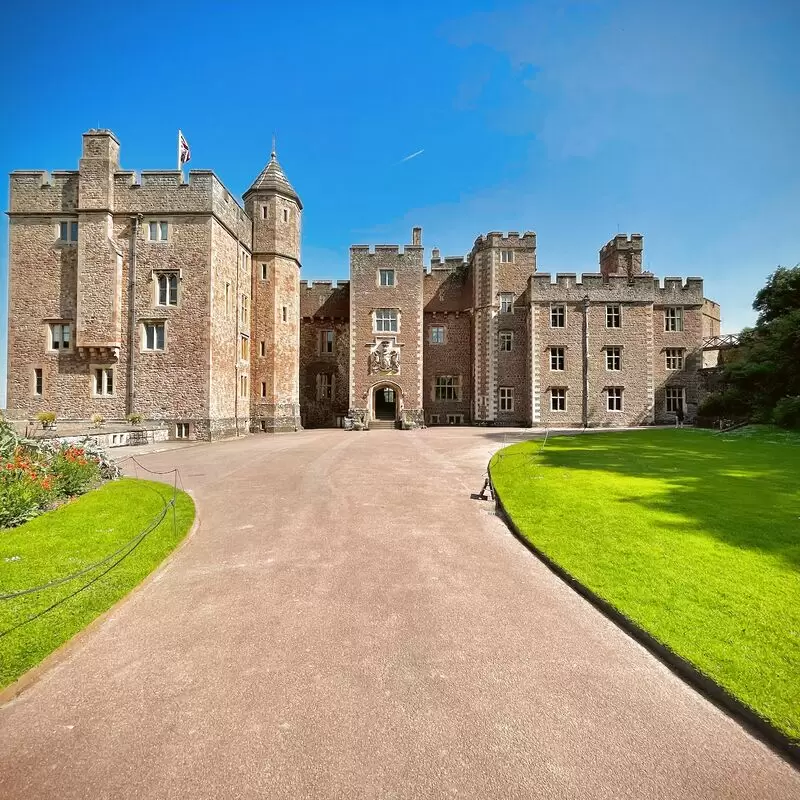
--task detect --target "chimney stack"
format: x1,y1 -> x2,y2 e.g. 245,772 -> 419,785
411,226 -> 422,246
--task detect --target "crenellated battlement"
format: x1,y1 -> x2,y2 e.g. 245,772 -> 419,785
349,244 -> 422,256
529,271 -> 702,303
472,230 -> 537,249
9,170 -> 80,214
600,233 -> 644,256
299,279 -> 350,319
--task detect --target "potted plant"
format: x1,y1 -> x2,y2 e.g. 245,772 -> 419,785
91,413 -> 105,428
35,411 -> 57,431
126,412 -> 143,428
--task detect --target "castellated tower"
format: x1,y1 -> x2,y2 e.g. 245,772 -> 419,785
599,234 -> 644,280
244,149 -> 302,432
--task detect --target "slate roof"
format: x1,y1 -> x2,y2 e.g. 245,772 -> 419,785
244,151 -> 302,208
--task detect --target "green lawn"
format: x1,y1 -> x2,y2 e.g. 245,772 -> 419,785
490,427 -> 800,742
0,478 -> 195,689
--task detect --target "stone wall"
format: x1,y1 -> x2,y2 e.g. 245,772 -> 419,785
350,237 -> 424,426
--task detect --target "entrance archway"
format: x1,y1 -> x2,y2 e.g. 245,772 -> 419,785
372,383 -> 400,421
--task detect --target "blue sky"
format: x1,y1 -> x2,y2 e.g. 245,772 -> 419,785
2,0 -> 799,405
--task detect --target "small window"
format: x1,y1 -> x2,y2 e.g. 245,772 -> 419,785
260,381 -> 267,398
666,348 -> 684,370
499,293 -> 514,313
550,347 -> 565,371
147,221 -> 169,242
282,306 -> 288,322
283,208 -> 289,223
500,250 -> 514,263
499,386 -> 514,412
550,305 -> 566,328
430,414 -> 440,425
33,368 -> 43,396
156,273 -> 178,306
379,269 -> 395,287
605,347 -> 621,371
240,335 -> 249,362
447,414 -> 464,425
321,330 -> 334,354
606,305 -> 621,328
58,220 -> 79,243
225,283 -> 231,316
665,307 -> 684,332
430,326 -> 445,344
434,375 -> 462,401
551,387 -> 566,412
48,322 -> 71,351
607,387 -> 623,412
317,373 -> 334,401
499,330 -> 513,352
262,206 -> 268,220
239,374 -> 249,398
261,263 -> 268,280
143,321 -> 166,351
176,422 -> 190,439
240,252 -> 250,273
666,387 -> 685,413
375,309 -> 398,333
93,367 -> 114,397
260,340 -> 266,357
240,295 -> 249,326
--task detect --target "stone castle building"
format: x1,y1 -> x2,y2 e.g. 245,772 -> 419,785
5,130 -> 721,438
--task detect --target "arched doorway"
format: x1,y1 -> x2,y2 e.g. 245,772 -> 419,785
372,383 -> 400,422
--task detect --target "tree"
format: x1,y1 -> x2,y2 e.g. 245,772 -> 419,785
703,265 -> 800,427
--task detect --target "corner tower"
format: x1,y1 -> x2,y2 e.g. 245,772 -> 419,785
244,148 -> 302,432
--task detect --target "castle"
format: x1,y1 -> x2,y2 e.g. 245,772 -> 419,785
5,130 -> 721,438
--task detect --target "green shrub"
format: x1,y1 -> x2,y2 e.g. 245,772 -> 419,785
126,413 -> 143,425
772,396 -> 800,429
35,411 -> 56,425
49,445 -> 101,497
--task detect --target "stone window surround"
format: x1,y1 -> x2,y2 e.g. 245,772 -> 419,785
260,381 -> 267,398
56,219 -> 79,244
260,340 -> 266,357
91,365 -> 115,398
46,320 -> 72,352
549,346 -> 565,371
239,373 -> 249,398
500,250 -> 515,264
604,345 -> 622,371
665,306 -> 684,332
499,330 -> 514,351
373,308 -> 399,334
434,375 -> 462,402
260,263 -> 269,280
499,386 -> 515,412
550,304 -> 566,328
605,304 -> 622,328
430,325 -> 446,344
146,219 -> 170,243
606,386 -> 624,412
378,268 -> 396,287
665,348 -> 685,370
665,386 -> 686,412
550,387 -> 567,412
32,366 -> 43,397
320,329 -> 335,355
141,320 -> 167,352
429,414 -> 440,425
240,294 -> 250,326
317,372 -> 335,401
153,270 -> 181,308
175,422 -> 190,439
499,293 -> 515,314
447,414 -> 464,425
240,334 -> 250,363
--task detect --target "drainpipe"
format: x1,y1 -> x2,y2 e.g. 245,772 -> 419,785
582,294 -> 590,428
126,215 -> 142,416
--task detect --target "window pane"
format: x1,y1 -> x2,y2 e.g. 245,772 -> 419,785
149,222 -> 157,240
156,324 -> 165,350
158,276 -> 167,304
70,221 -> 78,241
169,275 -> 178,304
106,370 -> 113,395
59,222 -> 68,240
160,222 -> 169,241
62,325 -> 70,346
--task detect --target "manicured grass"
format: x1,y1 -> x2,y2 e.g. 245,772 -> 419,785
490,427 -> 800,742
0,478 -> 195,689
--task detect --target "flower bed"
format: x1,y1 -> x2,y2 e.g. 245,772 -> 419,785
1,415 -> 119,529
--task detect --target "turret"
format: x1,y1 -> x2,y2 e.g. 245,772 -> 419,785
244,147 -> 303,432
599,234 -> 643,280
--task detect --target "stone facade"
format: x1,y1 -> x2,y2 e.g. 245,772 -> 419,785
5,130 -> 720,437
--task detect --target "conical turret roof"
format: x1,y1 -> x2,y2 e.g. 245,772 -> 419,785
244,150 -> 302,208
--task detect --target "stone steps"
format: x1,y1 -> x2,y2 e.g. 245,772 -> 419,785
370,419 -> 398,430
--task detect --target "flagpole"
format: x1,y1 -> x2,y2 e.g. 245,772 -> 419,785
177,129 -> 182,183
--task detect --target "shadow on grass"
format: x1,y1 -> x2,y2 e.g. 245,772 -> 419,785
493,429 -> 800,568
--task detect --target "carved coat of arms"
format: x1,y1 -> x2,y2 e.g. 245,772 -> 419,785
369,340 -> 400,374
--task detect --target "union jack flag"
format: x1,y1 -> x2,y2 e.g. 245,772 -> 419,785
179,131 -> 191,165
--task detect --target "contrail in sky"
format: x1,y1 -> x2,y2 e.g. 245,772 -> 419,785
399,149 -> 424,163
